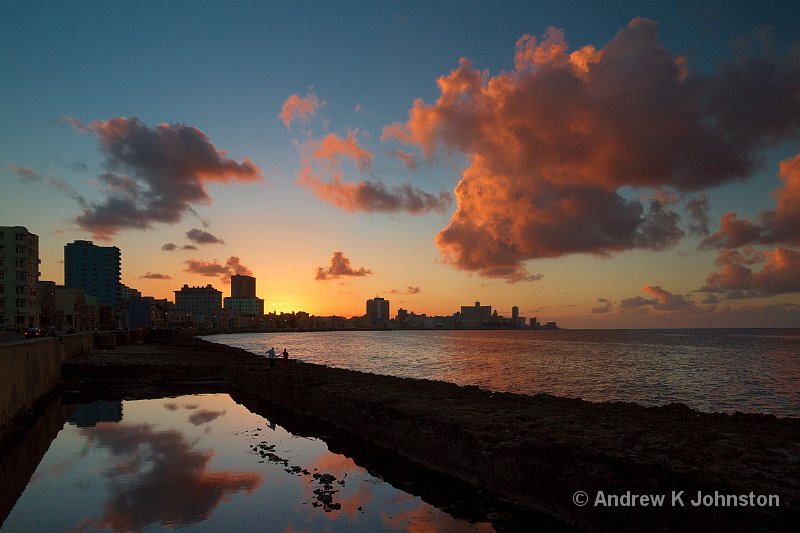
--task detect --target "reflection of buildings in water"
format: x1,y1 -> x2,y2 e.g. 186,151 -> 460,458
68,400 -> 123,427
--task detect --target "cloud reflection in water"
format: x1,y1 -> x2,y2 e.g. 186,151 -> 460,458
74,423 -> 262,531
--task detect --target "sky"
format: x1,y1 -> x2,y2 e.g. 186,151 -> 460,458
2,0 -> 800,327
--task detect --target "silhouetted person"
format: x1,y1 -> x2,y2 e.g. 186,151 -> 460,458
282,348 -> 289,367
267,347 -> 276,367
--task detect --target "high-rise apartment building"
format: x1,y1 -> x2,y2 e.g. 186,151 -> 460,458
366,296 -> 390,327
0,226 -> 40,329
231,274 -> 256,298
64,240 -> 121,314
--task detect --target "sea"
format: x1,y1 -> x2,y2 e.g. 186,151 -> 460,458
202,328 -> 800,418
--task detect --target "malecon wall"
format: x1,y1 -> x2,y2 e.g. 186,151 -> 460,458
0,331 -> 142,438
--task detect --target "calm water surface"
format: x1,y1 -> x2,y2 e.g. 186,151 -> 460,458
203,329 -> 800,417
2,394 -> 492,532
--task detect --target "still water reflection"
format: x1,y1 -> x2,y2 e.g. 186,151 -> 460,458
2,394 -> 492,532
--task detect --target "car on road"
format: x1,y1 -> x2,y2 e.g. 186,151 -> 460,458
24,327 -> 42,339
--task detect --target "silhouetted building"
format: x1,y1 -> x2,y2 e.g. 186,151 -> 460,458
231,274 -> 256,298
55,286 -> 95,331
64,240 -> 121,324
0,225 -> 40,330
460,301 -> 491,327
38,280 -> 61,329
174,284 -> 222,328
366,296 -> 390,327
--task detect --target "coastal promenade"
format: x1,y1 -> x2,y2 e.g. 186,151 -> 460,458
10,336 -> 800,530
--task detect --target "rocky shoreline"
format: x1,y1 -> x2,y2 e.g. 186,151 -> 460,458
58,336 -> 799,531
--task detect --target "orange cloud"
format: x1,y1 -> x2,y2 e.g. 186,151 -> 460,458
620,286 -> 699,312
315,251 -> 372,280
185,256 -> 253,282
704,153 -> 800,249
701,247 -> 800,297
298,132 -> 451,214
382,18 -> 800,281
139,272 -> 171,280
392,149 -> 418,171
279,92 -> 321,128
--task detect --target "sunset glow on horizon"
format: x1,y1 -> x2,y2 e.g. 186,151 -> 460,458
3,1 -> 800,327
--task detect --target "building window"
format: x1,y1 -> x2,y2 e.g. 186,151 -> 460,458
16,245 -> 25,254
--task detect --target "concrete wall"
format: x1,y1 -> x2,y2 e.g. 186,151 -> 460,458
0,332 -> 101,435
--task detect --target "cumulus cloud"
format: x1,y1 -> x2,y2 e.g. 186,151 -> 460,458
186,228 -> 225,245
382,18 -> 800,281
139,272 -> 171,279
315,251 -> 373,280
297,131 -> 452,215
182,244 -> 198,250
703,153 -> 800,249
591,297 -> 613,313
621,285 -> 699,312
279,91 -> 321,128
619,295 -> 659,310
392,149 -> 418,170
700,247 -> 800,297
162,243 -> 177,251
390,286 -> 421,295
184,256 -> 253,282
63,116 -> 261,240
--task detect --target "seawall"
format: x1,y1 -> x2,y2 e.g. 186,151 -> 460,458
0,331 -> 144,440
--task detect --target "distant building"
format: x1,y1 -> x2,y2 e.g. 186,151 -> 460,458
38,280 -> 63,330
366,296 -> 390,327
64,240 -> 121,324
55,286 -> 94,331
511,306 -> 527,328
174,284 -> 222,327
0,226 -> 40,330
231,274 -> 257,298
224,296 -> 265,316
460,301 -> 491,327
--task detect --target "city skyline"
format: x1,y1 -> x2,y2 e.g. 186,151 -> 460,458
3,1 -> 800,327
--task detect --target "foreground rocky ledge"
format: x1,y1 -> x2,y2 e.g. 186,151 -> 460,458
60,337 -> 799,531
